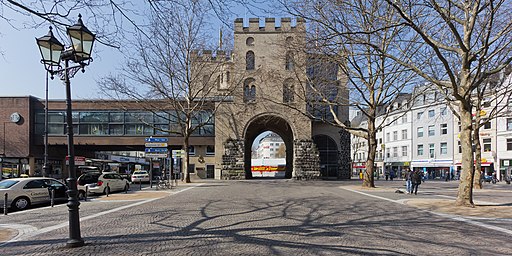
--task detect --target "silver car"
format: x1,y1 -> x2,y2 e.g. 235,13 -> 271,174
0,177 -> 68,211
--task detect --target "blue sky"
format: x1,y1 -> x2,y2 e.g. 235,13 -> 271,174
0,2 -> 280,100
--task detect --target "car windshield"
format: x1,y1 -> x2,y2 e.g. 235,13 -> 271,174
78,173 -> 101,185
0,180 -> 19,189
133,171 -> 147,175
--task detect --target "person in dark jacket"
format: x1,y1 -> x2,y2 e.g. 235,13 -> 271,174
411,169 -> 422,195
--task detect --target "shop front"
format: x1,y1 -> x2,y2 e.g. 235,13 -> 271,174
0,157 -> 30,179
411,159 -> 453,180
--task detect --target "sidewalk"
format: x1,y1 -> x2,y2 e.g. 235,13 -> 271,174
343,179 -> 512,218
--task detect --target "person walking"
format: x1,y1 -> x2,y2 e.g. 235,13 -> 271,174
411,169 -> 422,195
405,168 -> 413,194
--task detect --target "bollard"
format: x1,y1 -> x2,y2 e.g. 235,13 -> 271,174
139,180 -> 142,190
3,193 -> 7,215
85,186 -> 88,201
106,183 -> 110,197
50,189 -> 55,207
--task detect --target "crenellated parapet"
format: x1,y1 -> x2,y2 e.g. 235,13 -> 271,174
234,17 -> 305,33
191,49 -> 232,62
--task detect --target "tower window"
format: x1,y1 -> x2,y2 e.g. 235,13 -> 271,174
246,51 -> 255,70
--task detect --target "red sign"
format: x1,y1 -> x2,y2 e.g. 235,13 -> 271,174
65,156 -> 86,166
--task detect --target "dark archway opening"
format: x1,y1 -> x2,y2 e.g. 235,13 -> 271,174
313,135 -> 339,178
244,115 -> 294,179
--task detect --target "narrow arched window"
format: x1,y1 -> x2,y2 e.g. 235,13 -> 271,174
285,51 -> 294,70
250,85 -> 256,100
225,71 -> 230,83
283,79 -> 294,103
246,51 -> 255,70
243,78 -> 256,102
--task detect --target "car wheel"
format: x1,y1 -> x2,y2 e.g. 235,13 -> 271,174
104,186 -> 110,195
12,197 -> 31,211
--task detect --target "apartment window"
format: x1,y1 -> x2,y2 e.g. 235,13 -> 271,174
417,127 -> 424,137
507,138 -> 512,151
441,107 -> 447,116
417,112 -> 423,119
386,133 -> 390,142
386,148 -> 390,158
402,146 -> 408,157
483,138 -> 492,152
440,123 -> 448,135
428,109 -> 435,118
417,144 -> 424,156
206,145 -> 215,155
379,138 -> 382,144
440,142 -> 447,155
270,143 -> 274,146
428,125 -> 435,136
188,146 -> 196,156
508,118 -> 512,131
458,141 -> 462,153
402,115 -> 407,123
393,147 -> 398,157
393,131 -> 398,141
429,144 -> 435,158
458,122 -> 461,132
401,129 -> 407,140
483,121 -> 491,129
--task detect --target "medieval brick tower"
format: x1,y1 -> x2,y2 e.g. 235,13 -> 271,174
198,18 -> 351,180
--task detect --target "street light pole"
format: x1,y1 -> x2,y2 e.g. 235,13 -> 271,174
62,56 -> 83,247
43,71 -> 49,177
36,14 -> 95,248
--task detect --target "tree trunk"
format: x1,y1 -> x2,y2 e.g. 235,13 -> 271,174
183,136 -> 191,183
455,104 -> 475,207
362,121 -> 377,188
473,119 -> 483,189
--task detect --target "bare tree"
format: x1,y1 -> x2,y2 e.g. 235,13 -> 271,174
376,0 -> 512,206
278,0 -> 420,187
98,0 -> 238,183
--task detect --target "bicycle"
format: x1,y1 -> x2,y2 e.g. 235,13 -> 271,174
156,179 -> 171,190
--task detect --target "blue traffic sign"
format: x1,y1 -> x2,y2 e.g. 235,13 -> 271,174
145,137 -> 169,143
145,148 -> 169,153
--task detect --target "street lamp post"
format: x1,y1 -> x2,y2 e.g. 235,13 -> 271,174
36,14 -> 95,248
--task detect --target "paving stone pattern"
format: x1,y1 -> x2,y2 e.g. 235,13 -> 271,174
0,180 -> 511,255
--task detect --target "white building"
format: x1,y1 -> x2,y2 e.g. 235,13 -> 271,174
255,132 -> 285,159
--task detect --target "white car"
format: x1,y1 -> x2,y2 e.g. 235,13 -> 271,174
0,177 -> 68,211
77,172 -> 129,197
131,171 -> 150,183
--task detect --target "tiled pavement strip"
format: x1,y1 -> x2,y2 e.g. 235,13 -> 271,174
0,182 -> 203,244
0,179 -> 511,254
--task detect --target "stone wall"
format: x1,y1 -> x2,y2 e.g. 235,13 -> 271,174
293,140 -> 320,180
221,138 -> 245,179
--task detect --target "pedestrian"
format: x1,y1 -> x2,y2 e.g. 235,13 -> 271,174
411,169 -> 422,195
385,169 -> 389,181
405,168 -> 413,194
390,169 -> 395,181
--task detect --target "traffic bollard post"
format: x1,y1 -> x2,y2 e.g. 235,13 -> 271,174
50,189 -> 55,207
106,183 -> 109,197
3,193 -> 7,215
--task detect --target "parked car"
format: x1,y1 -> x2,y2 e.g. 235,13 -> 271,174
131,171 -> 150,183
0,177 -> 68,211
77,172 -> 129,198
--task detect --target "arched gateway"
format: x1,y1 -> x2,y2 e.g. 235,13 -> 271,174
205,18 -> 351,180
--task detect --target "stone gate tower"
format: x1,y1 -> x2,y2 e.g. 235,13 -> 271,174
203,18 -> 351,180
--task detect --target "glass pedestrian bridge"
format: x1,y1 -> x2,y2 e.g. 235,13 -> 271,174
35,110 -> 214,137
